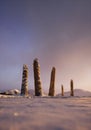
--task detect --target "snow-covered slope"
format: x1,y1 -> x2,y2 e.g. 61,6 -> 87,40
56,89 -> 91,97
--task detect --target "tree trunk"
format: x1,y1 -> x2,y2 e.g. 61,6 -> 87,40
21,64 -> 28,96
48,67 -> 56,96
33,58 -> 42,96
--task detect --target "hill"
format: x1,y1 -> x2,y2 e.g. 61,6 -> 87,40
56,89 -> 91,97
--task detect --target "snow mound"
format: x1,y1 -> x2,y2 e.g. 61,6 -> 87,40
0,89 -> 20,95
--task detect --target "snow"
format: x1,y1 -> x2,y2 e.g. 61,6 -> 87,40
0,96 -> 91,130
0,89 -> 20,95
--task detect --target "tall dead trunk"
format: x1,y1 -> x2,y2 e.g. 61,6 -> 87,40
70,79 -> 74,96
33,58 -> 42,96
21,64 -> 28,96
61,85 -> 64,96
48,67 -> 56,96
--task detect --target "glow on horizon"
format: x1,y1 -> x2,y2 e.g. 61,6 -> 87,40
0,0 -> 91,93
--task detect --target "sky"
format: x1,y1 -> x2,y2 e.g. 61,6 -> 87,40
0,0 -> 91,93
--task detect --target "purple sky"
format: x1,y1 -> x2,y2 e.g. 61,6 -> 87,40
0,0 -> 91,93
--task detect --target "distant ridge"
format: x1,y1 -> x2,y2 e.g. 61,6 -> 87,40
28,89 -> 35,96
56,89 -> 91,97
0,88 -> 91,97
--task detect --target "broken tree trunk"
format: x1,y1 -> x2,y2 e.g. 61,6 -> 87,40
48,67 -> 56,96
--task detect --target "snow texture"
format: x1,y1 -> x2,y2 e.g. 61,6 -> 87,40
0,95 -> 91,130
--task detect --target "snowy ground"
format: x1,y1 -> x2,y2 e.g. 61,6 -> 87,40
0,96 -> 91,130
